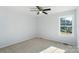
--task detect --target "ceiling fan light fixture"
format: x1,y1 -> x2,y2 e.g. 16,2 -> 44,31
39,11 -> 42,13
31,6 -> 51,15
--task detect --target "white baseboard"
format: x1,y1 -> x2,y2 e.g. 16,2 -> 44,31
37,35 -> 76,46
0,35 -> 36,48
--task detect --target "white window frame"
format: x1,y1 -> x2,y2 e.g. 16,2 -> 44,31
59,15 -> 74,36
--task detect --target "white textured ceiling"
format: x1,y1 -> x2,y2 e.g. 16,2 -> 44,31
49,6 -> 77,13
6,6 -> 78,15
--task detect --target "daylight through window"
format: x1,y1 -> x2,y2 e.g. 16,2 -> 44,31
59,16 -> 72,34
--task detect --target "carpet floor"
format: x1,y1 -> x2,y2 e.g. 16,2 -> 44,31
0,38 -> 78,53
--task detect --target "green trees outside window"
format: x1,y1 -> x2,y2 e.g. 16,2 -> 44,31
60,16 -> 72,33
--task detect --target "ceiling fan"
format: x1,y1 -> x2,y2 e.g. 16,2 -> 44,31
31,6 -> 51,15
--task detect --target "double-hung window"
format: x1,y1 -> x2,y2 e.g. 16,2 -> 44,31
59,15 -> 72,34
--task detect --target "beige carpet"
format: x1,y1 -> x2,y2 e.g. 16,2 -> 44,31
0,38 -> 78,53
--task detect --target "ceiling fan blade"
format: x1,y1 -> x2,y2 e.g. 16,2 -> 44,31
30,10 -> 38,11
37,12 -> 39,15
42,11 -> 48,14
43,8 -> 51,11
36,6 -> 42,11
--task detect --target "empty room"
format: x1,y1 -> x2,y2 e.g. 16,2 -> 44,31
0,6 -> 79,53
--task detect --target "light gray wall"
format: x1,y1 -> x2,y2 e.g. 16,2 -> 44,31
0,7 -> 36,48
76,7 -> 79,48
38,10 -> 77,45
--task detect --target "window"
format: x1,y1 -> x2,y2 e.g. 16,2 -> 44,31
59,15 -> 72,34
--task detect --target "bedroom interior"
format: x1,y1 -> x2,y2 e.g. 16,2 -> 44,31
0,6 -> 79,53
